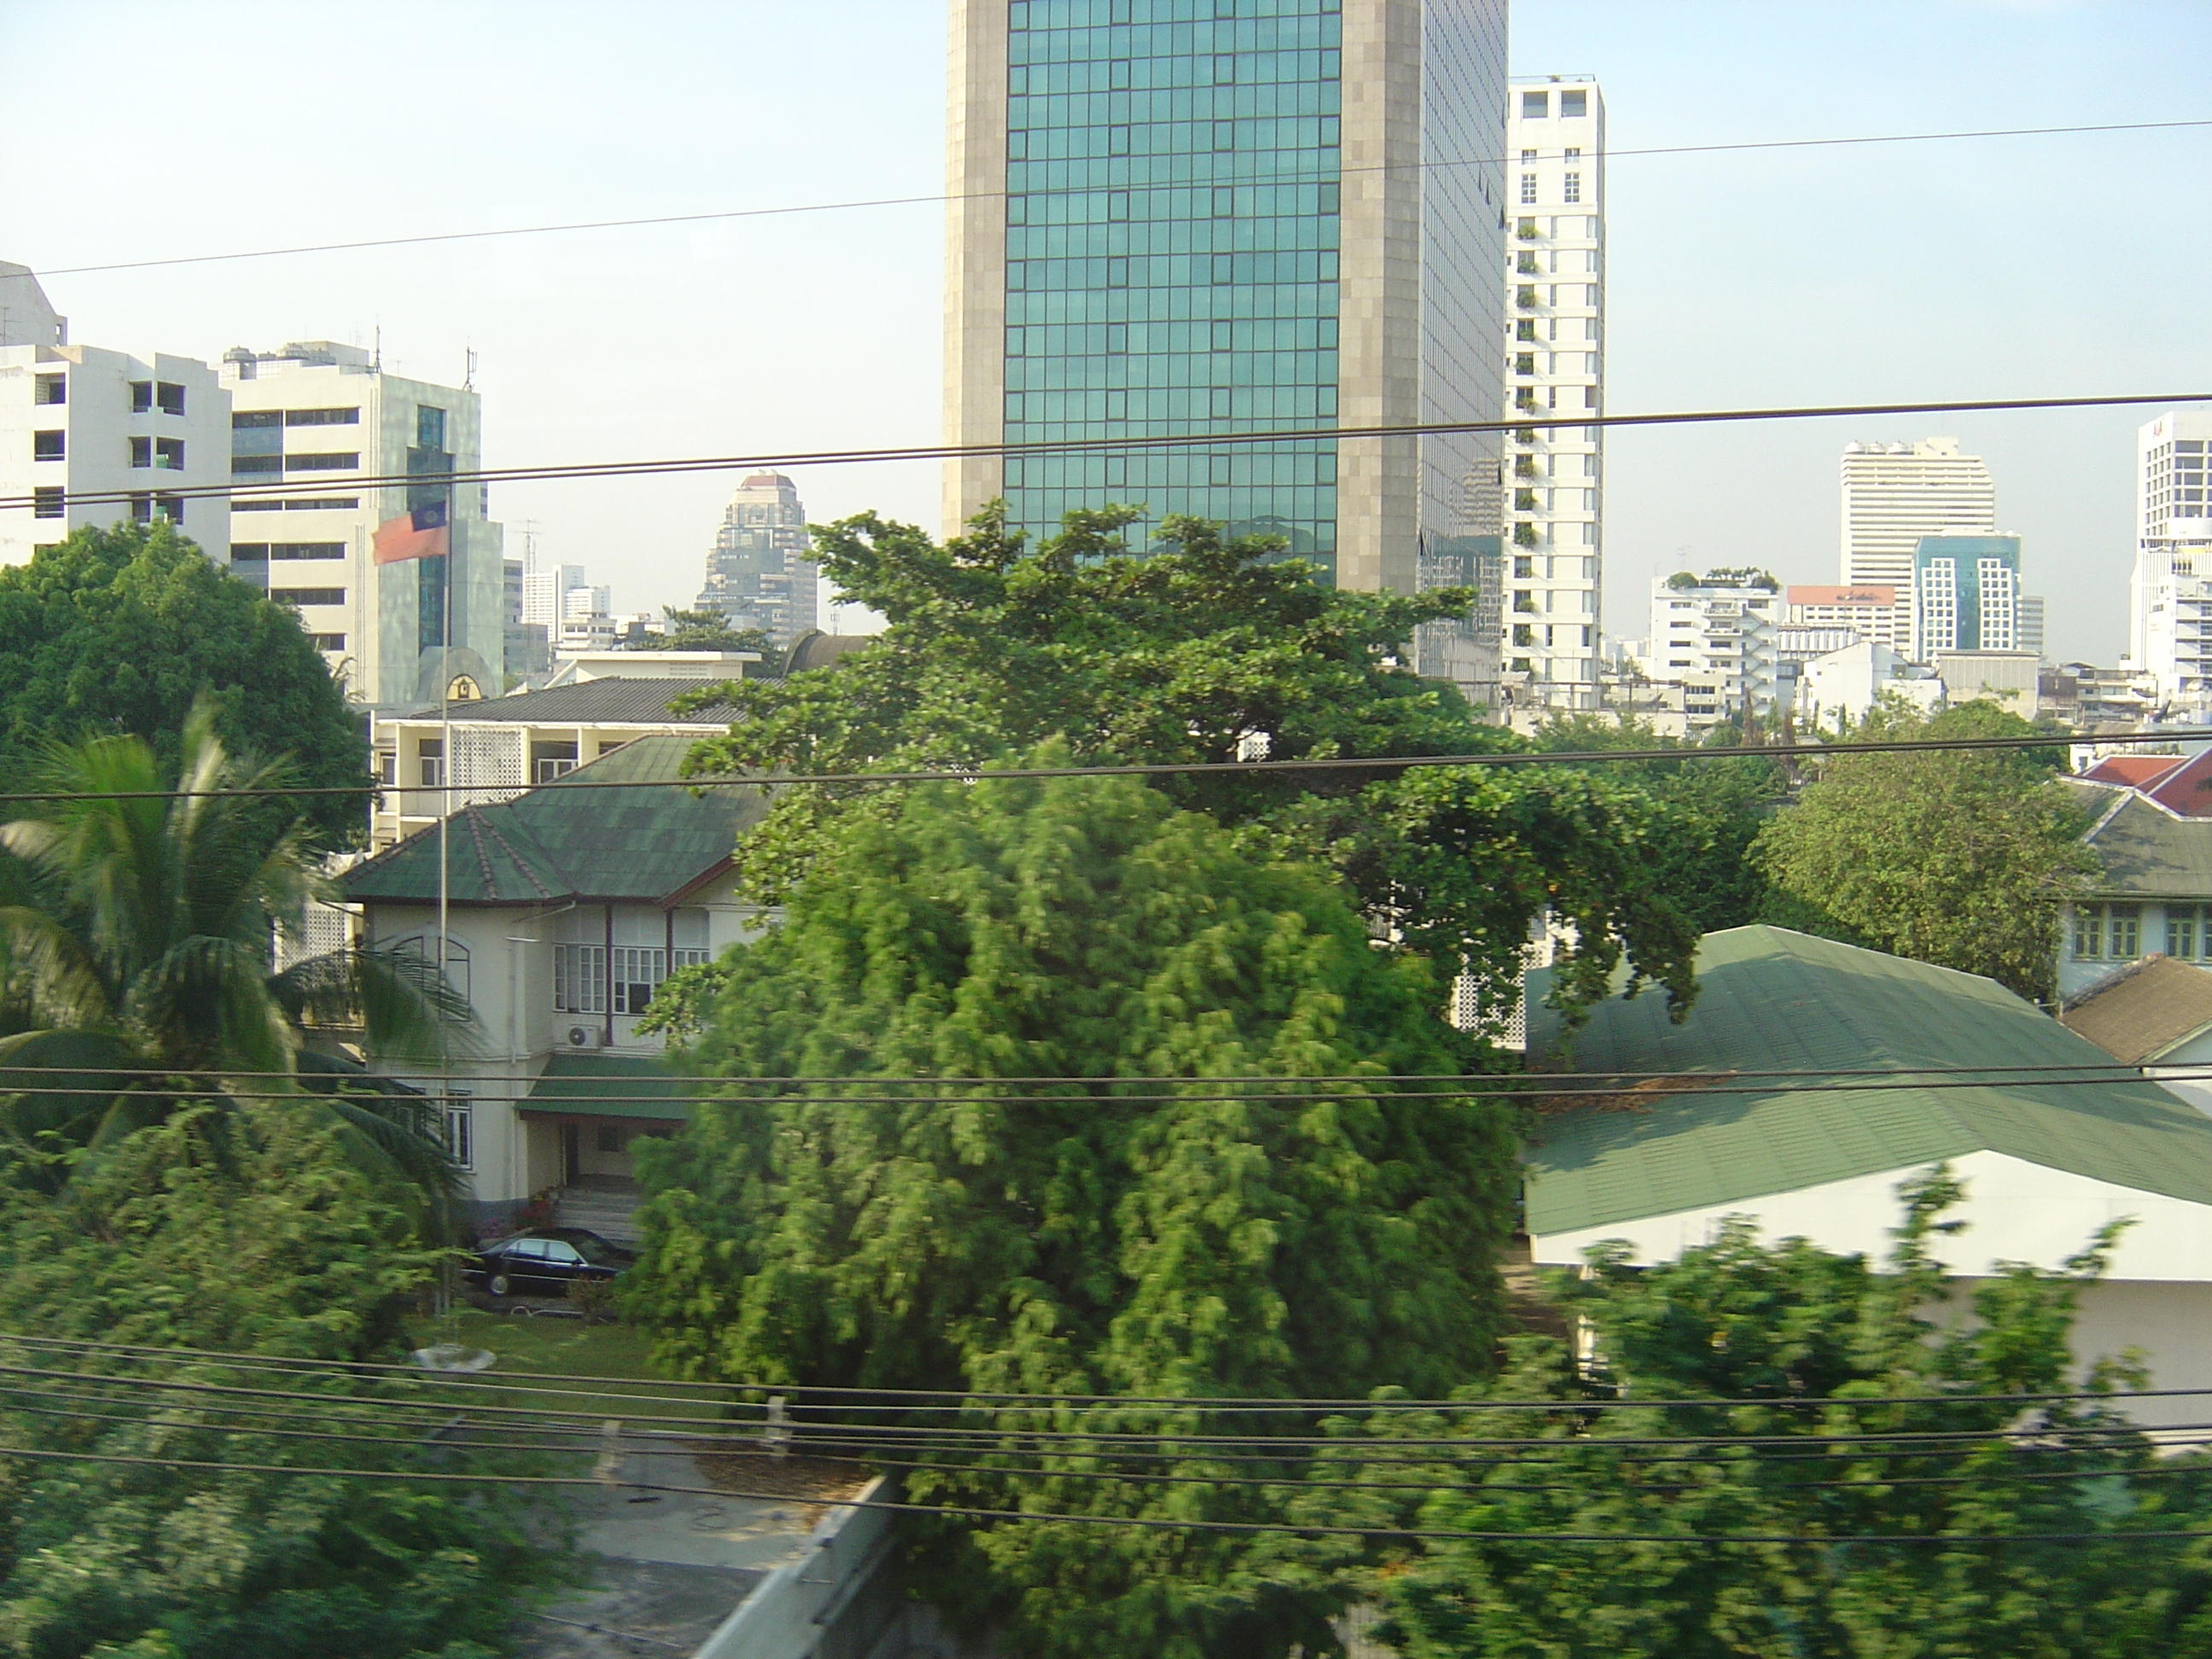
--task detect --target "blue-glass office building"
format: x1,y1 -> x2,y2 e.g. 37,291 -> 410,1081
946,0 -> 1510,682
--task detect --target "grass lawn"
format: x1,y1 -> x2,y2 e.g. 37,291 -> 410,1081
405,1309 -> 734,1427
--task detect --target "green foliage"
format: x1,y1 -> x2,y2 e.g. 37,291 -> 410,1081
0,1102 -> 567,1656
0,707 -> 472,1231
669,504 -> 1699,1027
1755,701 -> 2098,1001
1359,1172 -> 2212,1658
0,524 -> 366,845
629,766 -> 1519,1658
628,605 -> 779,665
1528,713 -> 1789,934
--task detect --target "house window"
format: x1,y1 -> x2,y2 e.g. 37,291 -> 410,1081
595,1124 -> 622,1154
1563,172 -> 1582,205
416,736 -> 444,788
31,487 -> 62,520
2169,907 -> 2199,962
32,374 -> 63,405
2075,903 -> 2142,960
157,382 -> 186,416
1561,90 -> 1587,118
130,381 -> 154,413
131,436 -> 153,469
554,943 -> 608,1013
155,437 -> 184,470
32,430 -> 63,461
439,1096 -> 474,1169
1521,90 -> 1547,118
612,946 -> 667,1015
1519,172 -> 1537,205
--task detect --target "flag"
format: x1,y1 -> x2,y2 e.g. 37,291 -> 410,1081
372,500 -> 451,565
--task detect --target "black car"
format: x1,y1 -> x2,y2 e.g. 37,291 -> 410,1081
470,1227 -> 633,1298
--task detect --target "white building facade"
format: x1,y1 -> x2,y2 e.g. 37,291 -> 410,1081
1,265 -> 230,568
1841,438 -> 1995,651
1642,570 -> 1783,726
2129,410 -> 2212,702
1501,77 -> 1604,707
220,342 -> 504,707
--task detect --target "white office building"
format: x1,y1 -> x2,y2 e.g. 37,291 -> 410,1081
220,342 -> 503,707
1500,77 -> 1604,707
2130,410 -> 2212,701
1841,438 -> 1996,651
1642,569 -> 1784,727
2,264 -> 230,568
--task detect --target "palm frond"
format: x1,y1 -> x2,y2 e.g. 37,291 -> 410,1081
269,946 -> 478,1062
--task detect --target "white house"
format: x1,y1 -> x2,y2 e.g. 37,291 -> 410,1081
1527,925 -> 2212,1429
341,733 -> 770,1236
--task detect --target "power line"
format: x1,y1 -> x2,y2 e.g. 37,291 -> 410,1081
0,718 -> 2152,806
5,391 -> 2205,517
26,118 -> 2211,281
4,1440 -> 2208,1545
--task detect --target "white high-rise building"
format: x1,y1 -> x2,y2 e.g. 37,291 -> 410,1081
2129,410 -> 2212,701
1840,437 -> 1995,650
2,263 -> 230,568
1501,77 -> 1604,707
1642,569 -> 1784,726
220,342 -> 503,707
522,564 -> 587,632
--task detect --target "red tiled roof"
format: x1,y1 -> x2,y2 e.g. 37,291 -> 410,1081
2083,754 -> 2187,789
2145,750 -> 2212,818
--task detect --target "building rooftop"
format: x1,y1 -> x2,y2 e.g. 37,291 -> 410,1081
1525,925 -> 2212,1237
396,678 -> 742,726
2061,955 -> 2212,1064
342,735 -> 765,906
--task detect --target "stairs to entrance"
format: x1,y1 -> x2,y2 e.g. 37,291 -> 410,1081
553,1176 -> 643,1248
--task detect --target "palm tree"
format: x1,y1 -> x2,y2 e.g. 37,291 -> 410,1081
0,703 -> 473,1232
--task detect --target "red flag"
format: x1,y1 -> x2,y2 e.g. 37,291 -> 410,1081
372,502 -> 451,565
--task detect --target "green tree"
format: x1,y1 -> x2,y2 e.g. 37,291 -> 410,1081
1528,713 -> 1789,934
1755,700 -> 2098,1001
0,706 -> 472,1229
0,1099 -> 568,1656
626,604 -> 779,664
628,765 -> 1517,1659
0,523 -> 368,844
1359,1173 -> 2212,1658
672,504 -> 1700,1027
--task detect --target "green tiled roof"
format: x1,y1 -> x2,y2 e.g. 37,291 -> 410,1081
2075,786 -> 2212,899
522,1052 -> 691,1121
342,735 -> 768,905
1526,926 -> 2212,1236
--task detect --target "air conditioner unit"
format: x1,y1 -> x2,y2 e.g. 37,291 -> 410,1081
564,1025 -> 603,1051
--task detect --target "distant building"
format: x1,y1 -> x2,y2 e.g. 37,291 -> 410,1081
1787,584 -> 1897,649
694,470 -> 817,648
1499,76 -> 1604,707
1912,533 -> 2020,659
1796,638 -> 1941,730
1841,438 -> 1996,649
521,563 -> 586,632
1642,569 -> 1783,725
1,265 -> 230,568
1934,649 -> 2039,711
221,341 -> 502,707
2130,410 -> 2212,701
2019,593 -> 2046,659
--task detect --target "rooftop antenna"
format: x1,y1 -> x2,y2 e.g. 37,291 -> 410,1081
463,343 -> 476,392
372,323 -> 383,372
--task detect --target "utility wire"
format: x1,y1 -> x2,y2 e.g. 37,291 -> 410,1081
26,118 -> 2212,280
5,1441 -> 2209,1546
0,721 -> 2150,805
4,391 -> 2205,515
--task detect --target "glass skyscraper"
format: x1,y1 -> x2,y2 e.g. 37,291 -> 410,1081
946,0 -> 1511,696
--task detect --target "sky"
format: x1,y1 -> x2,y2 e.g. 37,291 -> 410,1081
3,0 -> 2207,660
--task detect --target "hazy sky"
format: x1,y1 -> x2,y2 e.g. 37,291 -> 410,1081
3,0 -> 2206,659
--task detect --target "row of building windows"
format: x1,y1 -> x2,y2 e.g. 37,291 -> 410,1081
2069,903 -> 2212,962
1522,87 -> 1591,119
1005,445 -> 1335,489
271,587 -> 345,608
230,541 -> 345,561
1011,84 -> 1338,131
1009,180 -> 1336,225
1010,317 -> 1336,356
1008,216 -> 1336,254
1520,172 -> 1584,205
1010,117 -> 1337,163
552,943 -> 712,1016
1008,156 -> 1339,197
1010,46 -> 1337,95
232,496 -> 359,513
1010,250 -> 1338,290
1010,351 -> 1335,391
230,452 -> 359,474
231,407 -> 359,428
1010,6 -> 1342,47
1006,384 -> 1336,423
1008,285 -> 1337,325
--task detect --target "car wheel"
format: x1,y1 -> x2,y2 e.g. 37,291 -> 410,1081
487,1272 -> 513,1298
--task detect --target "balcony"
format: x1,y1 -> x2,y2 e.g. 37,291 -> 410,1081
1516,287 -> 1542,311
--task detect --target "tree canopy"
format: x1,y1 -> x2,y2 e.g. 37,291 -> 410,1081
671,504 -> 1701,1029
0,523 -> 368,844
626,604 -> 778,661
1755,700 -> 2097,1001
1359,1173 -> 2212,1658
629,765 -> 1517,1658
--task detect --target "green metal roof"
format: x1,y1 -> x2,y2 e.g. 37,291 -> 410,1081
521,1052 -> 692,1121
1526,925 -> 2212,1236
2076,786 -> 2212,900
343,735 -> 767,906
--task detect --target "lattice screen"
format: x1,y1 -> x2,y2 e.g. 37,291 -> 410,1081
451,726 -> 526,806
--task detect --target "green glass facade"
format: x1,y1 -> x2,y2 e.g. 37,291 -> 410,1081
1001,0 -> 1344,573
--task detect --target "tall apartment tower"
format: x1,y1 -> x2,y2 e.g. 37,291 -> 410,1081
1500,76 -> 1603,707
1839,437 -> 1994,653
1912,534 -> 2019,656
1,263 -> 231,568
220,342 -> 503,707
694,469 -> 817,647
2129,409 -> 2212,701
945,0 -> 1511,698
